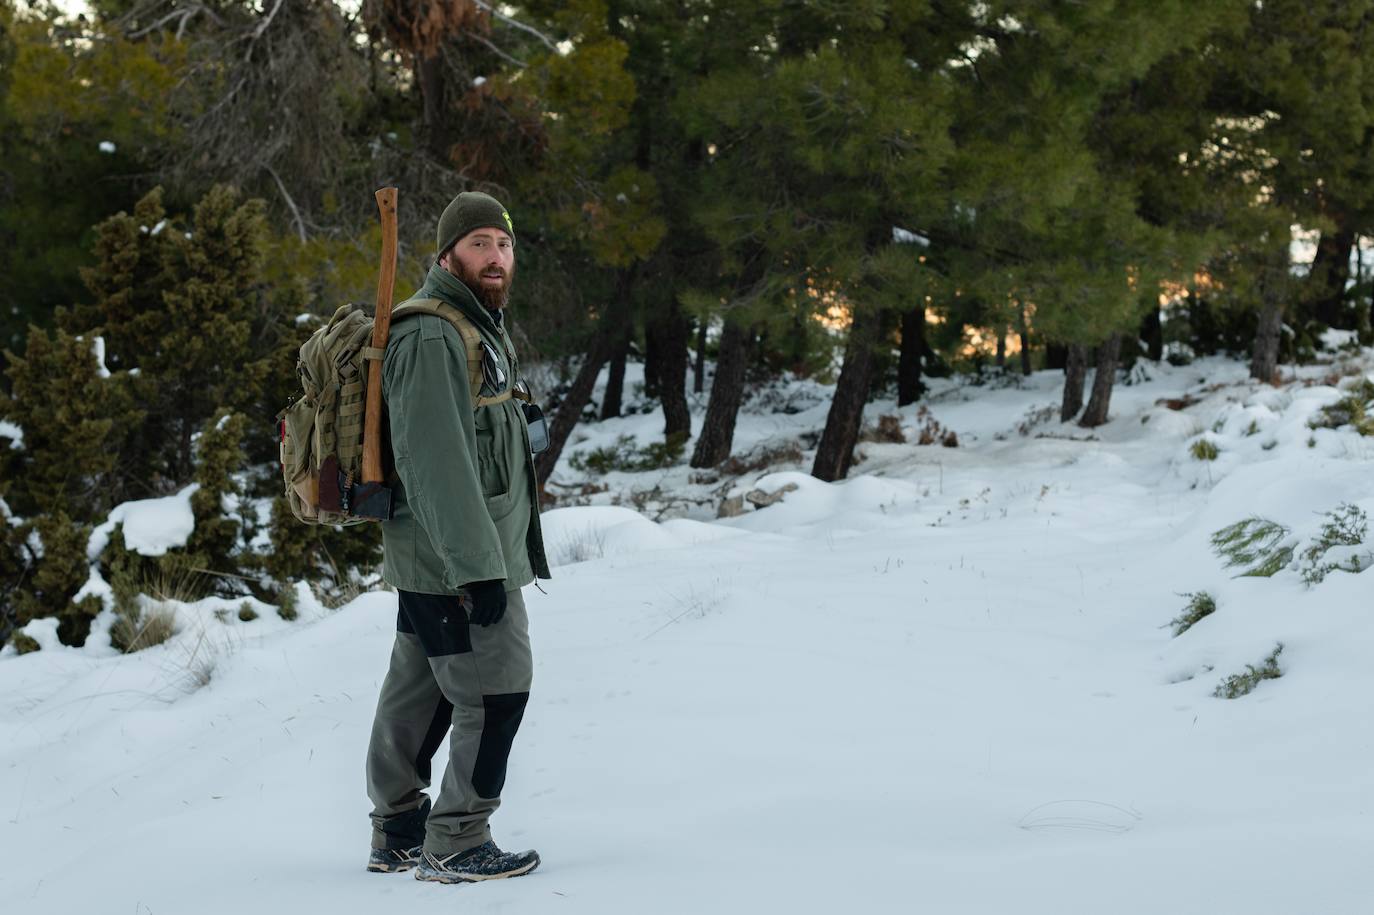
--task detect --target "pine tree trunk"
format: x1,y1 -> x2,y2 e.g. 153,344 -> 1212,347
418,54 -> 449,160
1018,305 -> 1032,376
1250,302 -> 1283,383
1079,332 -> 1122,428
1140,305 -> 1163,361
599,329 -> 630,421
812,309 -> 881,482
651,302 -> 692,444
1046,342 -> 1067,371
1310,226 -> 1357,329
642,318 -> 661,400
693,318 -> 707,394
897,305 -> 925,406
995,328 -> 1006,369
1061,343 -> 1088,421
689,318 -> 751,468
536,299 -> 628,483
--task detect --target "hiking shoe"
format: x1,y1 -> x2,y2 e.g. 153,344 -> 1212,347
414,841 -> 540,883
367,845 -> 423,873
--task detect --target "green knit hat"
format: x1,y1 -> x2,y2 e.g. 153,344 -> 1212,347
436,191 -> 515,257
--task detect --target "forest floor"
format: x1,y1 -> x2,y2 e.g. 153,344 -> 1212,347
4,345 -> 1374,914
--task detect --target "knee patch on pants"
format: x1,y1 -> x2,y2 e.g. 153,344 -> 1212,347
473,692 -> 529,798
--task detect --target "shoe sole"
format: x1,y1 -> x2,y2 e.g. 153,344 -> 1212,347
414,858 -> 540,884
367,861 -> 418,873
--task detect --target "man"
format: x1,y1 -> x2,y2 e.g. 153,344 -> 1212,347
364,191 -> 550,883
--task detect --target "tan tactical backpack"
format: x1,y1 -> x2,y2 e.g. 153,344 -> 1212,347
277,298 -> 521,526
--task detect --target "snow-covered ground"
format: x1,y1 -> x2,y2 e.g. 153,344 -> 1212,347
4,350 -> 1374,914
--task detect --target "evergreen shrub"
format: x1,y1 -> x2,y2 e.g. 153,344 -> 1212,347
1214,644 -> 1284,699
1308,380 -> 1374,436
1190,437 -> 1220,461
1169,591 -> 1216,637
1298,503 -> 1370,586
569,435 -> 685,473
1210,517 -> 1293,578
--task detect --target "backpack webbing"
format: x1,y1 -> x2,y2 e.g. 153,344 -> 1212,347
388,298 -> 526,408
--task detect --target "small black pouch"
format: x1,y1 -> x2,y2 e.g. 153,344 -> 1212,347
522,401 -> 549,455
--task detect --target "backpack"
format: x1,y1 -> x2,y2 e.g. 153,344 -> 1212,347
277,298 -> 525,526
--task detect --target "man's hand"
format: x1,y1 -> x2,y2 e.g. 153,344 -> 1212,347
465,579 -> 508,626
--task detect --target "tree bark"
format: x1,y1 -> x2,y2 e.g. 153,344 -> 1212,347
1250,302 -> 1283,383
897,305 -> 926,406
1079,332 -> 1122,428
689,318 -> 751,468
1018,305 -> 1033,376
1309,226 -> 1357,329
417,53 -> 449,160
650,301 -> 692,444
693,317 -> 707,394
1140,305 -> 1163,362
995,327 -> 1006,369
642,316 -> 661,400
1060,343 -> 1088,421
599,328 -> 630,421
812,309 -> 881,482
536,298 -> 629,483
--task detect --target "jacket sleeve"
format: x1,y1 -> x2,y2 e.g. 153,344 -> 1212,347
384,319 -> 507,588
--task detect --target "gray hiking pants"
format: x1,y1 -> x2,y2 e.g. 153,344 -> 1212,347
366,587 -> 532,856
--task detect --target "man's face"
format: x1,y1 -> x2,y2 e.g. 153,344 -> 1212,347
441,227 -> 516,310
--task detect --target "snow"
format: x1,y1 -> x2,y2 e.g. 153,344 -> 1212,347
473,76 -> 488,87
892,225 -> 931,246
98,140 -> 115,154
4,347 -> 1374,912
0,418 -> 21,449
86,484 -> 200,561
91,335 -> 111,378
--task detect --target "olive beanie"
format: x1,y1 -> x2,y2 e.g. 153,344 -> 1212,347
436,191 -> 515,257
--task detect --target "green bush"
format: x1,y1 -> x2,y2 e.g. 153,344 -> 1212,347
1298,503 -> 1369,586
1214,644 -> 1284,699
12,632 -> 41,654
262,495 -> 382,596
1210,517 -> 1293,578
569,434 -> 685,474
1308,380 -> 1374,436
1169,591 -> 1216,637
277,584 -> 299,621
1190,437 -> 1219,461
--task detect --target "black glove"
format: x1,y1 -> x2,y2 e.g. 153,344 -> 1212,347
465,579 -> 508,626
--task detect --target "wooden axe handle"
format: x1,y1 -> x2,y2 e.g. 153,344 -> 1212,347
362,186 -> 398,484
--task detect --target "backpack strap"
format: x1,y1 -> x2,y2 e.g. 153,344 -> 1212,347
392,298 -> 513,408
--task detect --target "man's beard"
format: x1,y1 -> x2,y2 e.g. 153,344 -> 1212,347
459,263 -> 514,311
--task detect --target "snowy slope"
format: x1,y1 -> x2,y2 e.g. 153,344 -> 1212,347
3,352 -> 1374,914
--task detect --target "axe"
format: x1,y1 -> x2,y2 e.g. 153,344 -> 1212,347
345,186 -> 399,520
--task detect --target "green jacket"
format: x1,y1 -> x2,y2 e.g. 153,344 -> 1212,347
380,265 -> 550,594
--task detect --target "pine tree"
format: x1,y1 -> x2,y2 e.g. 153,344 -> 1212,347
680,0 -> 960,474
0,2 -> 181,357
61,185 -> 274,490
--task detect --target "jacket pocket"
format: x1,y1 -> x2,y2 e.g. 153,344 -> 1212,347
473,408 -> 510,500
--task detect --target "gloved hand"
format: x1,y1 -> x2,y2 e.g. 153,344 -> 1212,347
465,579 -> 508,626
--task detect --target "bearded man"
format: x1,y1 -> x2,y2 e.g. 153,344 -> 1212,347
363,191 -> 550,884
